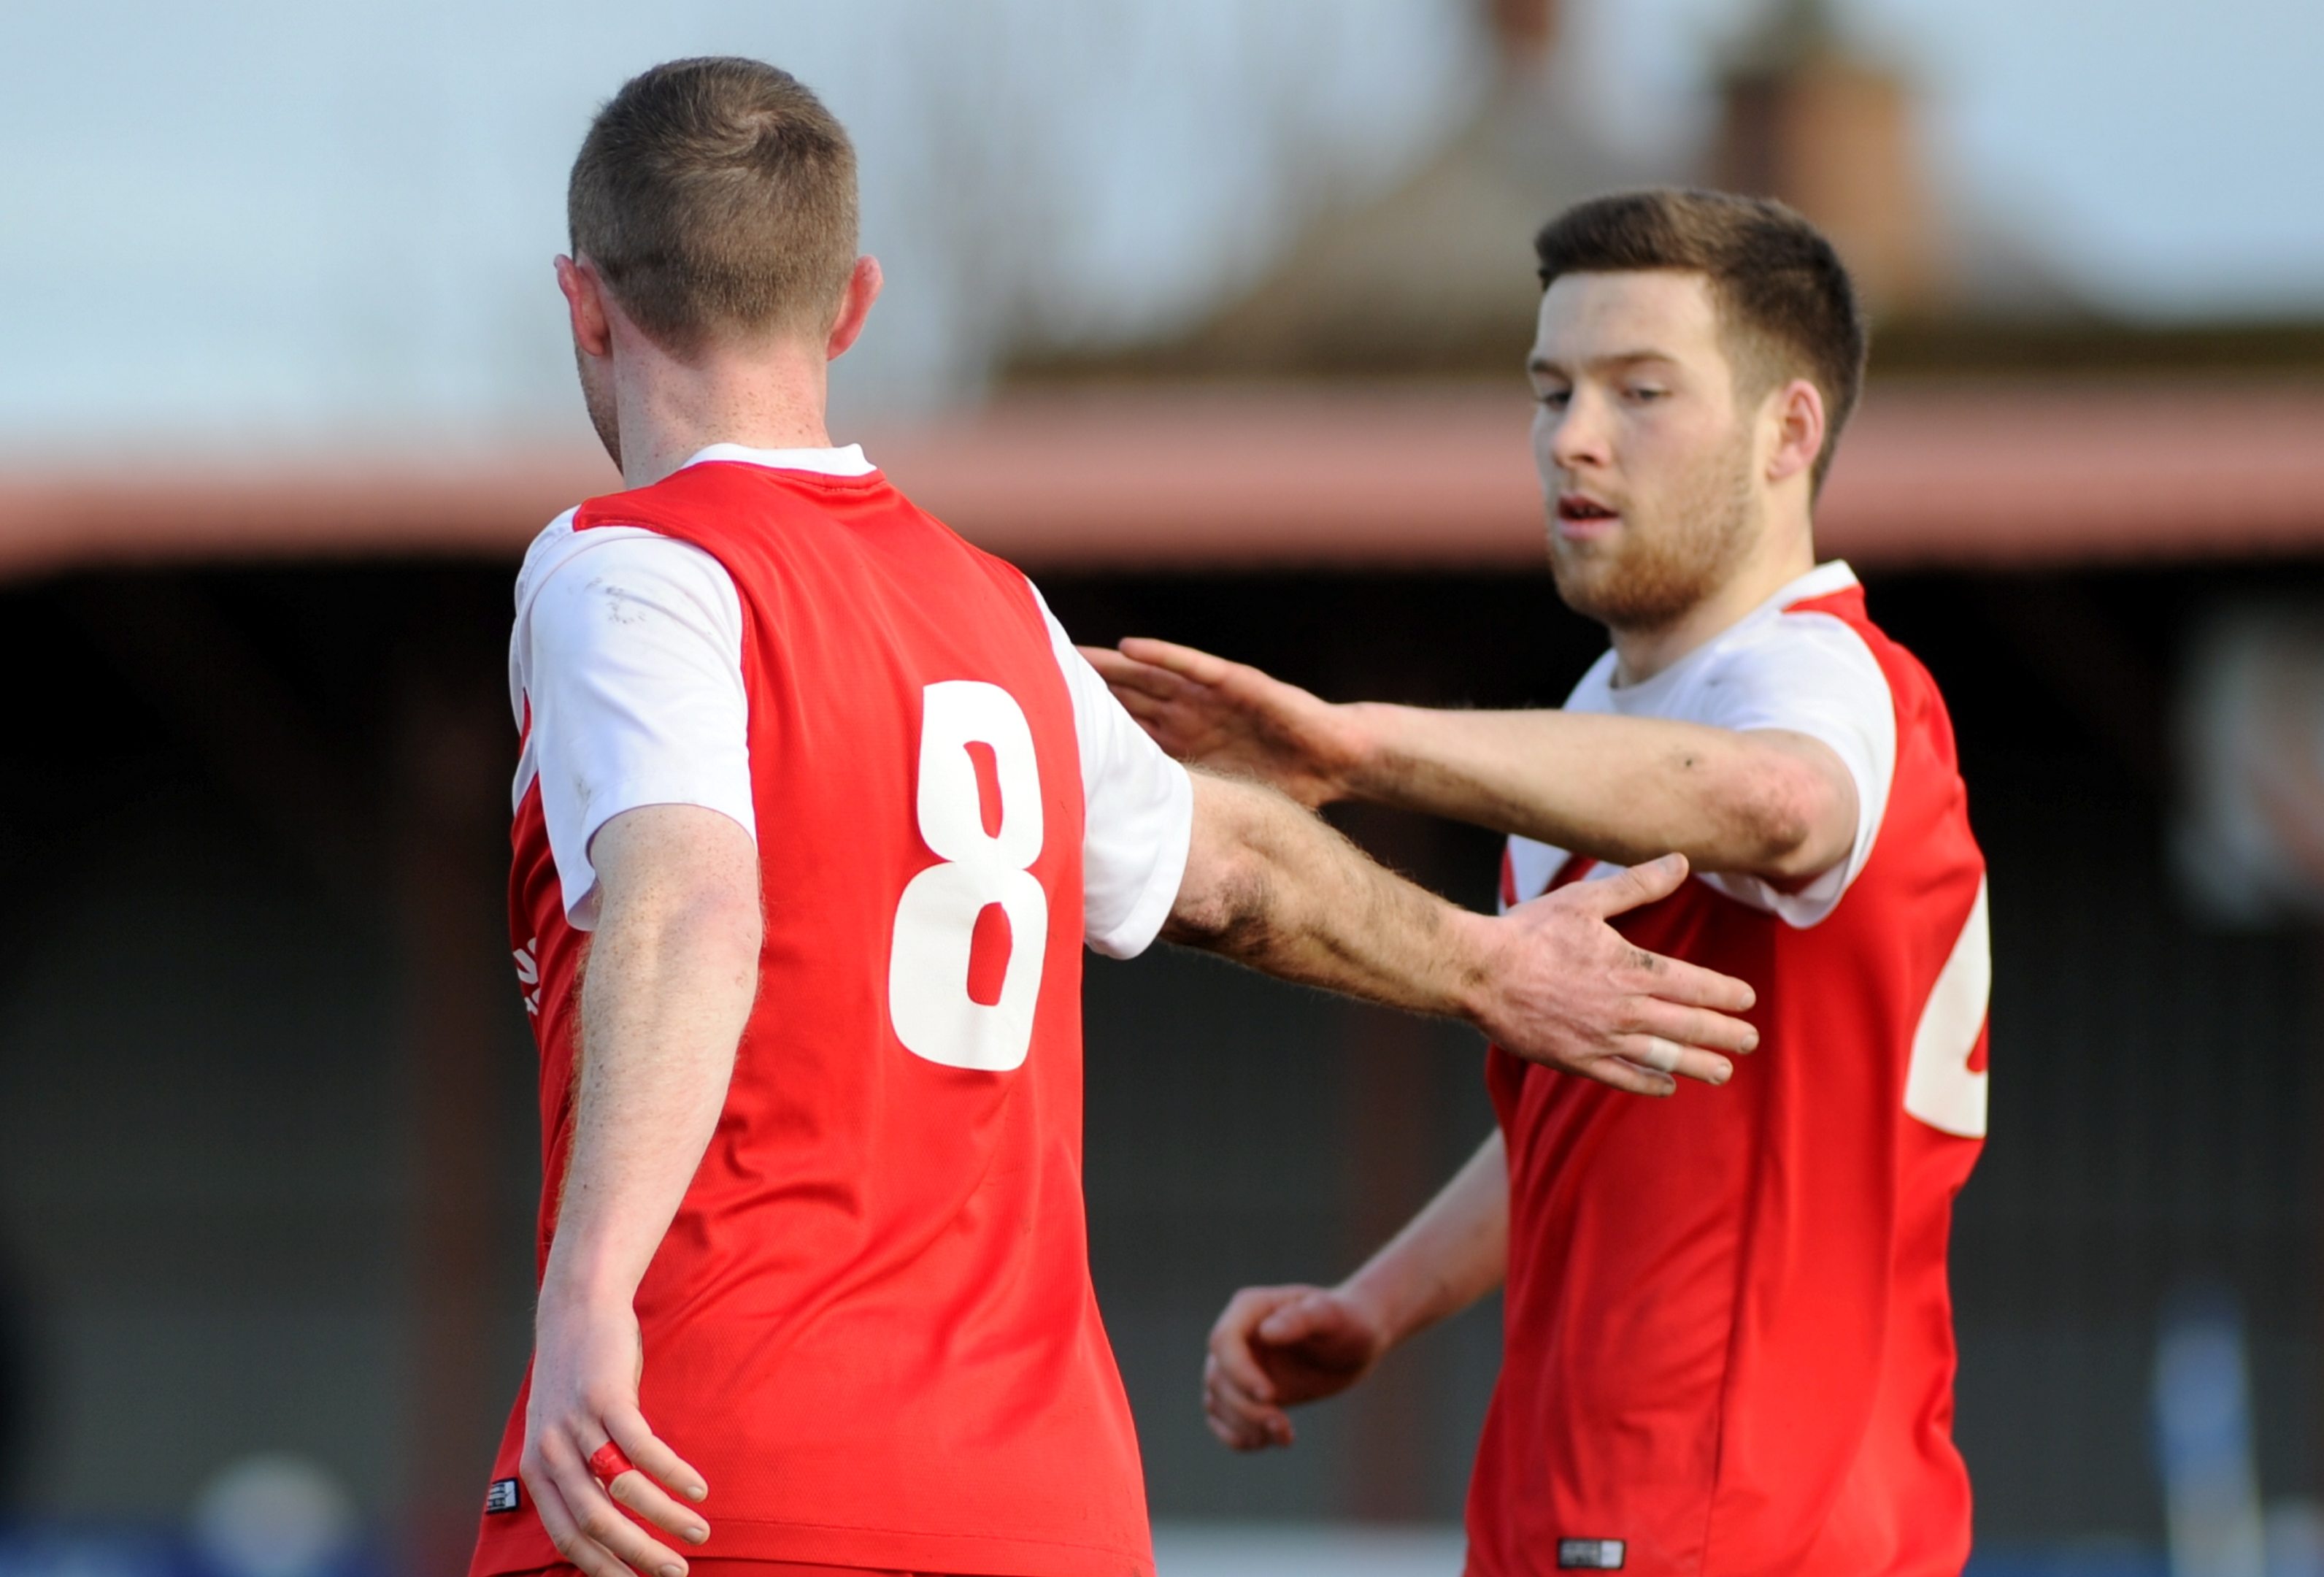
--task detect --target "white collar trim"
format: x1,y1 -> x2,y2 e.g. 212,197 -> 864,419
680,441 -> 877,477
1607,560 -> 1859,696
1764,558 -> 1860,613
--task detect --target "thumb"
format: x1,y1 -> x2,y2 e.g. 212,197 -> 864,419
1256,1293 -> 1339,1346
1578,852 -> 1690,918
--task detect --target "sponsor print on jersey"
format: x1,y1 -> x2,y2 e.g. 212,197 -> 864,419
1557,1538 -> 1625,1570
1903,876 -> 1990,1137
888,680 -> 1050,1072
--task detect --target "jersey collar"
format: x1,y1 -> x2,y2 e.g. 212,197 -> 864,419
1766,559 -> 1860,610
680,441 -> 878,477
1605,560 -> 1859,698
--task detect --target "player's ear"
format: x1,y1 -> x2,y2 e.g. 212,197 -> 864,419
557,254 -> 615,361
1764,377 -> 1825,488
826,256 -> 883,361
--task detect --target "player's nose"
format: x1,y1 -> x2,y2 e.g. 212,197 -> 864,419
1547,392 -> 1612,471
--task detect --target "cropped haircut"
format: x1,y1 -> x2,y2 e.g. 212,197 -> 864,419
569,58 -> 858,352
1534,189 -> 1866,491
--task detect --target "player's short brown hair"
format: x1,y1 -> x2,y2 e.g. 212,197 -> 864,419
1534,189 -> 1866,491
569,58 -> 858,353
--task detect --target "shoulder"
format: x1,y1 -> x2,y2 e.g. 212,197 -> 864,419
1764,596 -> 1961,753
515,510 -> 737,643
514,507 -> 582,611
915,508 -> 1056,646
1706,602 -> 1893,706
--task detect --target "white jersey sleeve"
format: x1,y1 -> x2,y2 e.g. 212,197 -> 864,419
1030,586 -> 1194,959
511,518 -> 755,930
510,518 -> 1194,955
1685,610 -> 1897,926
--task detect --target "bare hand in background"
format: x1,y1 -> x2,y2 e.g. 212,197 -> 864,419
1204,1285 -> 1389,1450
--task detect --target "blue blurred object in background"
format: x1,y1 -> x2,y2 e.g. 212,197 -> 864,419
2155,1284 -> 2268,1577
0,1525 -> 182,1577
0,1452 -> 374,1577
187,1457 -> 357,1577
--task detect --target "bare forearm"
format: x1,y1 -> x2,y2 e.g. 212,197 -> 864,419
1341,704 -> 1846,878
544,815 -> 761,1308
1340,1132 -> 1508,1347
1163,772 -> 1498,1024
1163,771 -> 1763,1099
1088,639 -> 1847,878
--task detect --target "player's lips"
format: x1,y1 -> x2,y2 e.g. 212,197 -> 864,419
1554,494 -> 1621,538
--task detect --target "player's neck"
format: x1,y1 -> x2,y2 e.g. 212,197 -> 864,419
1607,511 -> 1817,687
610,331 -> 836,490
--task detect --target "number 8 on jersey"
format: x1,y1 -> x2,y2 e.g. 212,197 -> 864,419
888,681 -> 1050,1072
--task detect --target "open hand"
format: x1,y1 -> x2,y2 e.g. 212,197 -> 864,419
1080,639 -> 1354,809
1204,1284 -> 1389,1450
1477,853 -> 1760,1095
520,1293 -> 709,1577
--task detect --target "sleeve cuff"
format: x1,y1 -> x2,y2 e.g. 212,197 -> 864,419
1085,760 -> 1193,959
559,783 -> 759,930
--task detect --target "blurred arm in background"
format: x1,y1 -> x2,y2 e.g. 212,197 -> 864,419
1204,1130 -> 1508,1450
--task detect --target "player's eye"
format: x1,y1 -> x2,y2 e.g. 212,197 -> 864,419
1625,383 -> 1670,403
1536,388 -> 1573,411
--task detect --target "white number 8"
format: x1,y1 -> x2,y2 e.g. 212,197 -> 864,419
888,681 -> 1050,1071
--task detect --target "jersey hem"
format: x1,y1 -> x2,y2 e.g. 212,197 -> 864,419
473,1516 -> 1155,1577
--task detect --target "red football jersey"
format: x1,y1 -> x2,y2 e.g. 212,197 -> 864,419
471,461 -> 1153,1577
1469,583 -> 1988,1577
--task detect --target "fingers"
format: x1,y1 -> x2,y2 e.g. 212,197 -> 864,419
1077,644 -> 1180,701
547,1408 -> 707,1553
1077,640 -> 1234,702
1630,949 -> 1757,1014
1254,1290 -> 1344,1346
523,1472 -> 621,1577
1205,1286 -> 1317,1452
600,1413 -> 709,1547
1204,1351 -> 1294,1451
1208,1286 -> 1307,1405
1116,637 -> 1236,686
1628,997 -> 1758,1056
1614,1035 -> 1731,1087
1582,1058 -> 1678,1098
526,1432 -> 693,1577
1574,851 -> 1690,917
1626,1035 -> 1683,1074
607,1412 -> 707,1505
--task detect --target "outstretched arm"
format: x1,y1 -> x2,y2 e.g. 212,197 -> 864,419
1167,770 -> 1757,1097
1206,1132 -> 1509,1449
522,805 -> 762,1577
1088,640 -> 1855,881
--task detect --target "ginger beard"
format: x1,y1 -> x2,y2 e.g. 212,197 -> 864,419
1547,410 -> 1759,637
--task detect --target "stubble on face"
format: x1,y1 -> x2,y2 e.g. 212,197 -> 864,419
1549,415 -> 1758,636
575,342 -> 622,469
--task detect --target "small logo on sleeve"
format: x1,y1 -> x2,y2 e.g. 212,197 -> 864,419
514,941 -> 542,1017
484,1478 -> 521,1515
1558,1538 -> 1625,1570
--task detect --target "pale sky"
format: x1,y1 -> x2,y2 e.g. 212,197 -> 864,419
2,0 -> 2319,457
